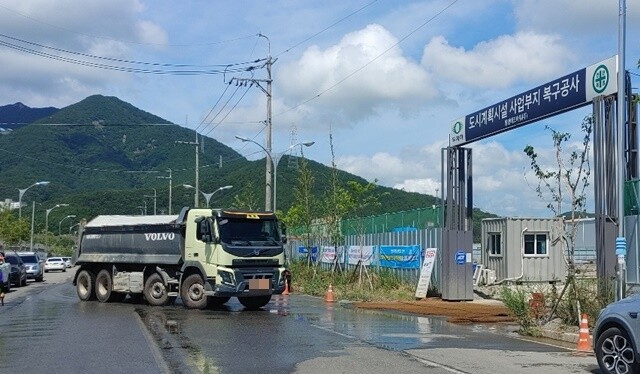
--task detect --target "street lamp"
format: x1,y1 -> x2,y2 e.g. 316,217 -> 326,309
59,215 -> 76,235
45,203 -> 68,248
235,136 -> 314,212
183,184 -> 233,208
18,181 -> 50,218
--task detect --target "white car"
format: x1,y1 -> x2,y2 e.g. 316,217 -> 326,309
62,257 -> 72,268
44,257 -> 66,272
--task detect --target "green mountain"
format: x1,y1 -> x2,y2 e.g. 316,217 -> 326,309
0,95 -> 498,239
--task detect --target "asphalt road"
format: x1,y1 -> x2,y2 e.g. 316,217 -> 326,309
0,270 -> 604,374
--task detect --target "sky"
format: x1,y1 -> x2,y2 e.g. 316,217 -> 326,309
0,0 -> 638,218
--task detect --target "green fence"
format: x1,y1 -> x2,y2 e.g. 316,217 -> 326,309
626,179 -> 640,215
291,206 -> 441,236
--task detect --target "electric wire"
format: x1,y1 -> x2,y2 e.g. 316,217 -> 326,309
274,0 -> 460,117
275,0 -> 379,57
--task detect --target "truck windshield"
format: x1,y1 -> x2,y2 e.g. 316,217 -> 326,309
218,218 -> 281,245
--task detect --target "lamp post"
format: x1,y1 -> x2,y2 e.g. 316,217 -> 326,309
59,215 -> 76,235
183,184 -> 233,208
18,181 -> 49,218
45,203 -> 68,248
235,136 -> 314,212
157,169 -> 172,214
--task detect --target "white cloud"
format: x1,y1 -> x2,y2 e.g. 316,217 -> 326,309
278,24 -> 439,122
422,32 -> 573,89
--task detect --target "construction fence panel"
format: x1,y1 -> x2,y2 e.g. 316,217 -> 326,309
287,227 -> 442,292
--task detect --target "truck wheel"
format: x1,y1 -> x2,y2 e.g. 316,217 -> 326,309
180,274 -> 208,309
144,273 -> 169,306
95,269 -> 114,303
238,295 -> 271,310
76,270 -> 96,301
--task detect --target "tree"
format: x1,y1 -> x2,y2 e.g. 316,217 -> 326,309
322,132 -> 354,273
231,181 -> 259,211
523,115 -> 592,323
286,151 -> 317,266
0,208 -> 30,246
345,180 -> 386,288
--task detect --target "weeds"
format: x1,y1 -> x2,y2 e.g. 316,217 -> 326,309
288,261 -> 417,302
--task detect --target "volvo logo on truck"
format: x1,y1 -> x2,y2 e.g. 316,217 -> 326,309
144,233 -> 175,241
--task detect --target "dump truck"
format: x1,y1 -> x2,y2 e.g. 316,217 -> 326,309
73,207 -> 288,310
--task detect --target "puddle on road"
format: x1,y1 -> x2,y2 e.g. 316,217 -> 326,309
136,307 -> 221,374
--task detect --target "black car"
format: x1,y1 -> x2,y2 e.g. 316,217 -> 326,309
3,252 -> 27,287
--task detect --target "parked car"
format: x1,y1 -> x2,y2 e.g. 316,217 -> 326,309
4,252 -> 28,287
62,257 -> 72,268
593,295 -> 640,374
44,257 -> 67,272
17,252 -> 44,282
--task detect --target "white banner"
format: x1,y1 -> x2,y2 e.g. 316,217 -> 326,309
415,248 -> 438,299
347,245 -> 374,265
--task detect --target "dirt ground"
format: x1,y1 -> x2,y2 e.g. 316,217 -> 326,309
352,298 -> 515,324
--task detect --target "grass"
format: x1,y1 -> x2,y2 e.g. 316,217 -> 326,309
288,261 -> 417,302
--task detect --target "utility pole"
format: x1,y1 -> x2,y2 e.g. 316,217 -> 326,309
230,33 -> 274,211
157,169 -> 172,215
177,131 -> 200,208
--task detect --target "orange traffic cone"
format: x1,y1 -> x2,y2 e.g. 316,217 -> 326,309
325,284 -> 335,303
576,313 -> 592,354
282,279 -> 290,296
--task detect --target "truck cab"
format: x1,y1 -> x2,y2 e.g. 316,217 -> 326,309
182,209 -> 288,309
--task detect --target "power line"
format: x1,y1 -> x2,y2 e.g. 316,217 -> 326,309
275,0 -> 379,57
275,0 -> 460,117
0,35 -> 263,75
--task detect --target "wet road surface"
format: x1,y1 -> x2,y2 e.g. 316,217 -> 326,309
0,275 -> 601,374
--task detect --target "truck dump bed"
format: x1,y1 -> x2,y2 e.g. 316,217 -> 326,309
77,214 -> 185,265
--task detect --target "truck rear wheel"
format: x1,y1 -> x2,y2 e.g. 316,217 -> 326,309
95,269 -> 114,303
181,274 -> 208,309
144,273 -> 169,306
76,270 -> 95,301
238,295 -> 271,310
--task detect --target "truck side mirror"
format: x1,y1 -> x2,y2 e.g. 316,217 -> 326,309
198,218 -> 214,243
280,224 -> 287,244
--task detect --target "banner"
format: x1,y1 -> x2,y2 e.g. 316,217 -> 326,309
379,245 -> 421,269
297,246 -> 318,262
347,245 -> 374,265
415,248 -> 438,299
320,246 -> 345,264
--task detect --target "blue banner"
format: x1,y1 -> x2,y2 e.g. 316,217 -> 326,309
379,245 -> 421,269
297,246 -> 318,262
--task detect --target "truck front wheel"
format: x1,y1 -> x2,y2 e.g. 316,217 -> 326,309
144,273 -> 169,306
238,295 -> 271,310
76,270 -> 95,301
181,274 -> 208,309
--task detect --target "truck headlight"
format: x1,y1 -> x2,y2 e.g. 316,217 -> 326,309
218,270 -> 235,286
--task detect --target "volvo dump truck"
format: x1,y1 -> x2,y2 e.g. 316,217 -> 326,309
73,207 -> 288,310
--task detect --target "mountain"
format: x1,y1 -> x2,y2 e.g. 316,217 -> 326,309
0,95 -> 498,240
0,102 -> 58,130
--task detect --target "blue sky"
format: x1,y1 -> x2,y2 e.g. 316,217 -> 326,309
0,0 -> 638,217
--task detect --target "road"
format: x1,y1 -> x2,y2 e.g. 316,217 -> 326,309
0,271 -> 602,374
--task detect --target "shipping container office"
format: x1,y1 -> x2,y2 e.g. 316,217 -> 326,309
480,217 -> 567,283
